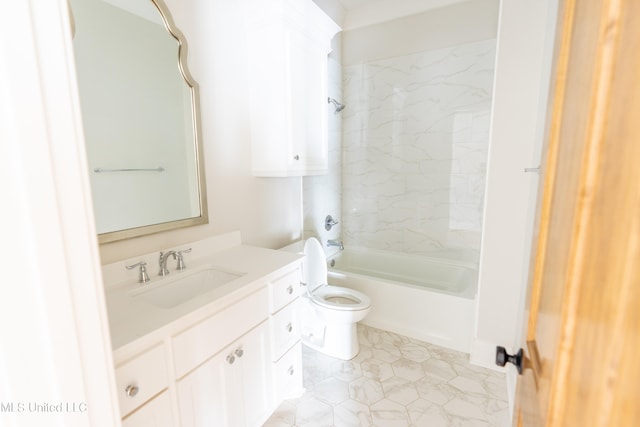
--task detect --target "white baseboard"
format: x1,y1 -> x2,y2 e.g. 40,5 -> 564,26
470,338 -> 505,371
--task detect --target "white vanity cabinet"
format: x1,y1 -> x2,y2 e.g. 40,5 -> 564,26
107,239 -> 304,427
245,0 -> 341,177
268,268 -> 304,401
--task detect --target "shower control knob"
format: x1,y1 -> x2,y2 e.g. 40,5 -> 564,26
495,346 -> 524,374
325,215 -> 339,231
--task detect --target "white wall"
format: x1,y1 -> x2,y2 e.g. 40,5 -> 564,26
342,0 -> 499,66
98,0 -> 304,263
471,0 -> 558,387
302,55 -> 344,256
340,0 -> 478,31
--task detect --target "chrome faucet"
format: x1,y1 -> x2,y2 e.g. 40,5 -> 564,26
126,261 -> 151,284
158,251 -> 177,276
326,239 -> 344,250
175,248 -> 192,270
159,248 -> 193,276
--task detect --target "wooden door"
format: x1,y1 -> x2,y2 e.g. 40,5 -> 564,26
515,0 -> 640,425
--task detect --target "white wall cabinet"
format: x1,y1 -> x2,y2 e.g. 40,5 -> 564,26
245,0 -> 341,177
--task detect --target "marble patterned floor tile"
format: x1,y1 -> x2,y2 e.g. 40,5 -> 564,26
334,399 -> 373,427
315,377 -> 351,405
263,325 -> 509,427
360,357 -> 394,382
370,398 -> 411,427
380,375 -> 420,406
349,376 -> 386,405
332,360 -> 364,383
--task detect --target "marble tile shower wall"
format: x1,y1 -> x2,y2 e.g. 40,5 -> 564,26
342,39 -> 496,261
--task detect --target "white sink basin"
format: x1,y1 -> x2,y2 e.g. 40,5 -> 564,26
130,267 -> 245,309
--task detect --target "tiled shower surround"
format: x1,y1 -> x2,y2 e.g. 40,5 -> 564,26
342,39 -> 496,261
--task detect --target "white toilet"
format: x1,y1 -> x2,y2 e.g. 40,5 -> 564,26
300,238 -> 371,360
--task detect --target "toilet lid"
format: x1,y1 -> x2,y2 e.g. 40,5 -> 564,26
312,285 -> 371,311
303,237 -> 328,293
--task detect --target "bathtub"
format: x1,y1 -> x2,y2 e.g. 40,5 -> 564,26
327,248 -> 478,353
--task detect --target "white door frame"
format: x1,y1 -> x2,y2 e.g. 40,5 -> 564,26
0,1 -> 120,426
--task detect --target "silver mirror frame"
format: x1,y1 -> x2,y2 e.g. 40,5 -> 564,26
97,0 -> 208,244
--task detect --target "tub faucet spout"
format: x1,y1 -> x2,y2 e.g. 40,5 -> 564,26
327,239 -> 344,250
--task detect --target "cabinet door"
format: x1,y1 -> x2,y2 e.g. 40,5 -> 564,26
287,31 -> 328,175
177,321 -> 272,427
177,350 -> 232,427
121,391 -> 173,427
236,321 -> 272,427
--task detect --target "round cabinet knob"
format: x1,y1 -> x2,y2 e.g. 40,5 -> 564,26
287,366 -> 294,376
226,354 -> 235,365
293,155 -> 299,161
286,323 -> 293,333
287,285 -> 293,295
234,348 -> 244,358
125,385 -> 139,398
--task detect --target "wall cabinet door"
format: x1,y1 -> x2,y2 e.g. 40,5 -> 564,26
286,31 -> 329,175
245,0 -> 340,177
176,321 -> 272,427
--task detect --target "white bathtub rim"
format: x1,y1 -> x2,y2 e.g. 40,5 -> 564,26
327,245 -> 479,270
328,269 -> 476,300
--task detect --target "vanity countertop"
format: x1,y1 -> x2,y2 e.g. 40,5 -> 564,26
104,242 -> 302,362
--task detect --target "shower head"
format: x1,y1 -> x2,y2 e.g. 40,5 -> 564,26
328,97 -> 346,113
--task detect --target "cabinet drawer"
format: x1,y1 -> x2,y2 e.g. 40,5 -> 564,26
273,342 -> 303,401
115,344 -> 169,417
121,390 -> 173,427
270,300 -> 300,361
269,269 -> 301,313
172,287 -> 269,378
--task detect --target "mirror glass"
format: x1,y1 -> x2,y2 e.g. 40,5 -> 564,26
70,0 -> 208,243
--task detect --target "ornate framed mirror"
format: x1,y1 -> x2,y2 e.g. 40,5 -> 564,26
70,0 -> 208,243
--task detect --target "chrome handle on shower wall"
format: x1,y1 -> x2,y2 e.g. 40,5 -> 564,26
325,215 -> 339,231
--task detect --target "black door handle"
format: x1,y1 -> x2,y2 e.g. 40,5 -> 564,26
496,346 -> 524,374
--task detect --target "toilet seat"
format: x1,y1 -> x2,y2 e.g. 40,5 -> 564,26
303,238 -> 370,311
311,285 -> 371,311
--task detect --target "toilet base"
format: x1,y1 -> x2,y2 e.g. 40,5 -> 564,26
302,322 -> 360,360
